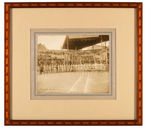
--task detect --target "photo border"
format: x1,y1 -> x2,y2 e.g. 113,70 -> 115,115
30,29 -> 116,100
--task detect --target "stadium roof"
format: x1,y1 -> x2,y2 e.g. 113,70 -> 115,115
62,35 -> 109,50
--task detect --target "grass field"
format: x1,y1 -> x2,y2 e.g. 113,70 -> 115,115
37,71 -> 109,95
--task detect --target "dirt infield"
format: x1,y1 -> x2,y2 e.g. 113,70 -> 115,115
37,71 -> 109,95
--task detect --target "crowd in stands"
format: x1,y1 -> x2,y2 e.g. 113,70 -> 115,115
37,49 -> 109,74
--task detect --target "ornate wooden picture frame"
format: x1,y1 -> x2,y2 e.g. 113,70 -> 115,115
4,2 -> 142,126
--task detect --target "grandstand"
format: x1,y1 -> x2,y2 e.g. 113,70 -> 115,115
37,35 -> 110,73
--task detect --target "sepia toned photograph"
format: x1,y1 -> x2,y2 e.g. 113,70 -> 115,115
30,29 -> 116,98
35,33 -> 111,96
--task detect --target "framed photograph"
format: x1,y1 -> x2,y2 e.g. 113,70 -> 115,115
4,2 -> 142,125
30,28 -> 116,100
